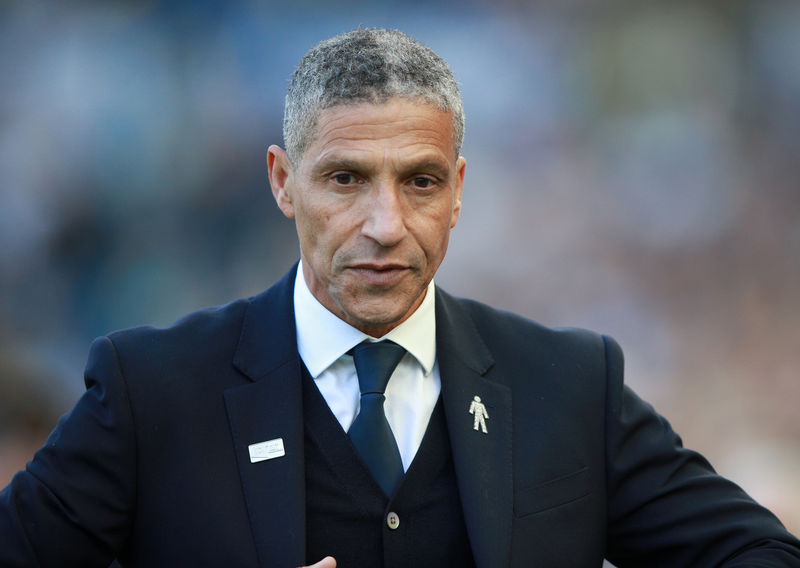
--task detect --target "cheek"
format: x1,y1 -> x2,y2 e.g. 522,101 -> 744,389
414,215 -> 453,264
426,201 -> 458,239
295,203 -> 351,259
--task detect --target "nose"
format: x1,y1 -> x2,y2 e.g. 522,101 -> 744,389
361,183 -> 408,247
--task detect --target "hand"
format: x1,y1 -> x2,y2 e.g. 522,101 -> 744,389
299,556 -> 336,568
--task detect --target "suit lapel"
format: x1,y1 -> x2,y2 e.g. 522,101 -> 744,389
226,266 -> 306,568
436,289 -> 513,568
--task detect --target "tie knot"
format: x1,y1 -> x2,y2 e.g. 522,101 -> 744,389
351,340 -> 406,395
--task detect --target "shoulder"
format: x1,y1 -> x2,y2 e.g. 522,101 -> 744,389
438,288 -> 621,368
103,265 -> 297,359
105,296 -> 253,359
435,287 -> 626,411
77,298 -> 257,397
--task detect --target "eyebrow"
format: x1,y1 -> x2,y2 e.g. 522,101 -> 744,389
311,155 -> 452,180
311,157 -> 366,176
400,159 -> 451,180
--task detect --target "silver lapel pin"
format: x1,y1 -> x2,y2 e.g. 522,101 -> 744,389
469,395 -> 489,434
248,437 -> 286,463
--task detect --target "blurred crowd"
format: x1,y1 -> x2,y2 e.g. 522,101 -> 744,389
1,0 -> 798,533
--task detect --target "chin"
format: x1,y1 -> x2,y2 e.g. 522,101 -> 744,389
348,306 -> 408,331
352,311 -> 403,328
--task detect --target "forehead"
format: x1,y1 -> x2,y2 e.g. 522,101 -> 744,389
303,99 -> 457,165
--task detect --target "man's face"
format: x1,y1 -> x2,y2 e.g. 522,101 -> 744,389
268,98 -> 465,337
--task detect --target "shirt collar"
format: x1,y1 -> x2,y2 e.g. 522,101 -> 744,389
293,260 -> 437,378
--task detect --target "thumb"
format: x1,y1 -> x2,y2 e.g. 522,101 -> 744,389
299,556 -> 337,568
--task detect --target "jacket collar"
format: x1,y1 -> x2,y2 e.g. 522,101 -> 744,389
233,264 -> 299,381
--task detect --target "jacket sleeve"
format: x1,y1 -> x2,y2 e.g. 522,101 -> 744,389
0,336 -> 136,567
602,335 -> 800,567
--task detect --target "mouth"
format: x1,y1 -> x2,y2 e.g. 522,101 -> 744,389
347,263 -> 411,286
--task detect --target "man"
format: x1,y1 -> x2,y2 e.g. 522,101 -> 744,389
1,28 -> 799,568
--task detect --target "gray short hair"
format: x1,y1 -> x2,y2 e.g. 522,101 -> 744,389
283,28 -> 465,165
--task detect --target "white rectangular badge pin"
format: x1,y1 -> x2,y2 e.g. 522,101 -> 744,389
248,438 -> 285,463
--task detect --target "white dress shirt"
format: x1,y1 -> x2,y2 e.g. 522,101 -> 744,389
293,261 -> 441,471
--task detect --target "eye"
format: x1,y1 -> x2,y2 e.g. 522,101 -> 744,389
410,177 -> 436,190
331,172 -> 358,185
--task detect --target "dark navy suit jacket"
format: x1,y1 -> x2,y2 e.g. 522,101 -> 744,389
2,264 -> 799,567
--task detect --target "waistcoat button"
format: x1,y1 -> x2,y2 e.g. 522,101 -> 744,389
386,511 -> 400,530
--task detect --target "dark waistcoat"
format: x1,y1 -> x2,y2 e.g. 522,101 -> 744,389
302,366 -> 476,568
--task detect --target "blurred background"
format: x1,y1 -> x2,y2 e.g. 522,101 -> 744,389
1,0 -> 798,541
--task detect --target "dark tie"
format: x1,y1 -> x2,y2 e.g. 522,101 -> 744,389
348,340 -> 406,497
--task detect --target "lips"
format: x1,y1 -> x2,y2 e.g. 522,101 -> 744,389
347,263 -> 410,286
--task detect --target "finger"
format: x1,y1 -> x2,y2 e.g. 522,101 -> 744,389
298,556 -> 337,568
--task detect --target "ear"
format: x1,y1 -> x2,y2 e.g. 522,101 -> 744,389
450,156 -> 466,228
267,145 -> 296,219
